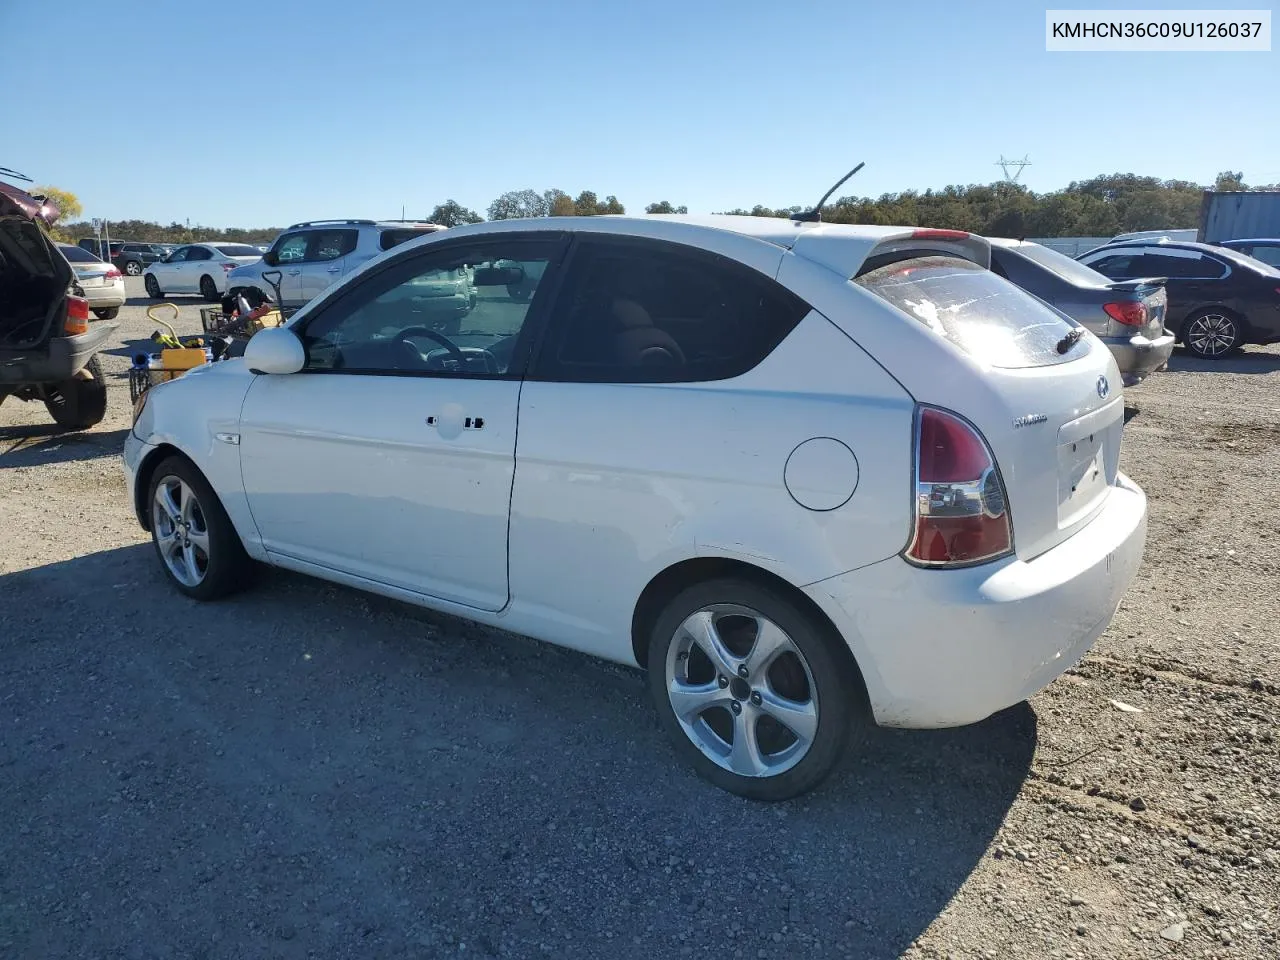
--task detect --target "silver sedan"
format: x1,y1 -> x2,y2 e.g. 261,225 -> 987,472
59,243 -> 126,320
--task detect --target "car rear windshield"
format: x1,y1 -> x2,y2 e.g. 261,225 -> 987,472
855,255 -> 1082,368
1011,242 -> 1114,287
213,244 -> 262,257
59,244 -> 101,263
379,227 -> 434,251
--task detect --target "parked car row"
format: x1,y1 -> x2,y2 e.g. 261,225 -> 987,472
78,238 -> 175,276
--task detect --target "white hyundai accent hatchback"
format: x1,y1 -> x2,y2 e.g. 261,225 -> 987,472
123,215 -> 1148,800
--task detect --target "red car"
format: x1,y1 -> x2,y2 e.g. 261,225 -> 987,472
1,177 -> 114,428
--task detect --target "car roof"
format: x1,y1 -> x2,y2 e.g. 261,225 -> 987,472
1220,237 -> 1280,245
1088,238 -> 1224,255
430,214 -> 992,277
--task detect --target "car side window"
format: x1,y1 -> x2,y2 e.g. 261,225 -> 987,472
186,246 -> 211,262
272,233 -> 309,263
1145,252 -> 1226,280
296,239 -> 559,377
1087,253 -> 1143,278
1246,246 -> 1280,268
991,250 -> 1053,293
167,247 -> 189,263
306,229 -> 358,262
533,238 -> 809,384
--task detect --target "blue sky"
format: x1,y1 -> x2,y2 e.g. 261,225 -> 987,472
1,0 -> 1275,227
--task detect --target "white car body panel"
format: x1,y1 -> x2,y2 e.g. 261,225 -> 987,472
124,215 -> 1149,732
237,372 -> 520,612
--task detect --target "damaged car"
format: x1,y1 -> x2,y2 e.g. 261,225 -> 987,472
1,179 -> 115,429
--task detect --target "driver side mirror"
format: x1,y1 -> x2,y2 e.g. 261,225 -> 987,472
244,327 -> 305,375
261,250 -> 279,266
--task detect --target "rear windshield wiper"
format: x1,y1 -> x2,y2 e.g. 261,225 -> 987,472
1056,327 -> 1085,355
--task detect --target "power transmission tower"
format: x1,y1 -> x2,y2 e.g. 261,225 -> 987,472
995,155 -> 1032,183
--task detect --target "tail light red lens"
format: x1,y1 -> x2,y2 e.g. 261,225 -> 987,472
104,266 -> 122,280
65,295 -> 90,335
221,262 -> 237,271
905,406 -> 1012,567
1103,301 -> 1147,326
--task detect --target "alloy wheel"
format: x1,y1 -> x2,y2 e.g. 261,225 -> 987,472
664,604 -> 819,778
152,476 -> 211,587
126,261 -> 142,276
1186,313 -> 1237,357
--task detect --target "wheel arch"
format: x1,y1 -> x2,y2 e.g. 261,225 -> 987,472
630,557 -> 869,708
133,442 -> 190,531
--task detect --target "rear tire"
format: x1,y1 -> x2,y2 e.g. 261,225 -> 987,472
125,260 -> 143,276
199,275 -> 219,302
646,577 -> 863,801
44,355 -> 108,430
93,307 -> 119,321
1182,309 -> 1243,359
146,455 -> 253,601
145,274 -> 162,299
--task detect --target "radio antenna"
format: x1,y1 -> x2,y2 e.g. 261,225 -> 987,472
791,162 -> 865,223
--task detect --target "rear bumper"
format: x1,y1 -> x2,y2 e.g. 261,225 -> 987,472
804,472 -> 1147,729
84,280 -> 126,310
0,324 -> 117,384
1104,332 -> 1175,386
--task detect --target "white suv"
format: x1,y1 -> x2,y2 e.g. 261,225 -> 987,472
226,219 -> 448,309
124,215 -> 1148,800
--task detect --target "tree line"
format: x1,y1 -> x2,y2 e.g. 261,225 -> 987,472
39,171 -> 1276,246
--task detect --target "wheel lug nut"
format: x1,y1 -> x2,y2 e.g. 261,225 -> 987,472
750,692 -> 762,706
730,701 -> 742,715
737,665 -> 749,679
717,675 -> 728,688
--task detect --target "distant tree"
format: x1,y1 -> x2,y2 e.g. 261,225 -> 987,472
645,201 -> 688,214
32,186 -> 82,222
488,189 -> 548,220
1214,170 -> 1246,191
572,190 -> 600,216
544,189 -> 577,217
428,199 -> 483,227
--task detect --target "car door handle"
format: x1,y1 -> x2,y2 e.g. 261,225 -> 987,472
287,270 -> 301,276
426,415 -> 484,429
326,266 -> 341,273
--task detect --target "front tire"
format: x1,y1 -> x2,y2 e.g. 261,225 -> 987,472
93,307 -> 119,321
147,456 -> 252,601
199,275 -> 219,302
1182,309 -> 1242,358
646,578 -> 861,801
44,355 -> 107,429
144,274 -> 162,299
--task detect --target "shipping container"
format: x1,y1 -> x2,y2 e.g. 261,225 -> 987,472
1199,190 -> 1280,243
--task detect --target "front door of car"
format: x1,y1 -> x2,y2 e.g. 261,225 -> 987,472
296,228 -> 358,304
264,231 -> 309,305
156,245 -> 190,289
237,234 -> 565,611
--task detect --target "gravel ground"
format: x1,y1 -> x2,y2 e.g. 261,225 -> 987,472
2,278 -> 1277,959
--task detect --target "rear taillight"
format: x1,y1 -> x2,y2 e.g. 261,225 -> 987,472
221,262 -> 237,271
65,295 -> 90,335
104,266 -> 122,280
905,406 -> 1012,567
1103,301 -> 1147,327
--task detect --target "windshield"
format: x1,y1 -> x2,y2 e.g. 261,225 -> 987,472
213,244 -> 262,258
856,255 -> 1083,368
59,244 -> 102,264
1011,242 -> 1114,287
